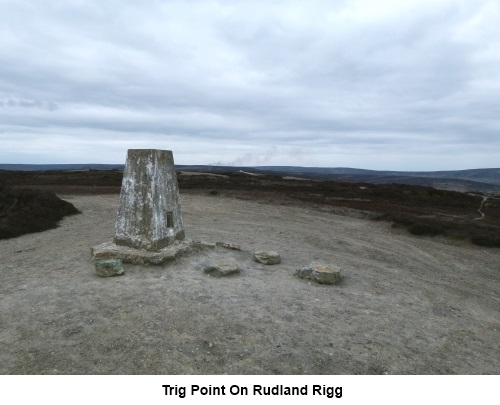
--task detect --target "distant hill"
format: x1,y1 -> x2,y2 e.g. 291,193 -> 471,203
1,164 -> 499,194
178,166 -> 500,194
252,167 -> 500,186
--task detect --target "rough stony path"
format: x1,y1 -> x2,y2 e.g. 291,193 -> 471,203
0,193 -> 499,374
469,193 -> 488,220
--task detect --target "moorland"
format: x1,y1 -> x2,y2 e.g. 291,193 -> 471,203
1,169 -> 499,247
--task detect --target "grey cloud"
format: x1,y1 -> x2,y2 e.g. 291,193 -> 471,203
0,0 -> 499,169
1,98 -> 59,111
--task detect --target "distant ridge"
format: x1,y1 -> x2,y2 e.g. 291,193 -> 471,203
252,166 -> 500,186
1,164 -> 499,194
177,165 -> 500,194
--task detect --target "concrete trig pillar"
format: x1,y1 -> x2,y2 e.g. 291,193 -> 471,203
114,149 -> 185,251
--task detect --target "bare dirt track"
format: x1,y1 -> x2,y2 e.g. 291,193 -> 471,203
0,192 -> 499,374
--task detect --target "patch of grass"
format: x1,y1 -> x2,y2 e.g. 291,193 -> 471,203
0,185 -> 80,240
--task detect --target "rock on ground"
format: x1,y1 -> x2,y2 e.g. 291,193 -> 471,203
296,262 -> 341,284
95,259 -> 125,277
254,251 -> 281,265
204,261 -> 241,277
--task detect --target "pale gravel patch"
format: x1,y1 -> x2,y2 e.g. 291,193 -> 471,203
0,193 -> 499,374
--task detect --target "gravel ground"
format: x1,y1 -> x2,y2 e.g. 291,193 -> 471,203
0,193 -> 499,374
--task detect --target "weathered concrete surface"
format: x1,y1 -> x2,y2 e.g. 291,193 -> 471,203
95,259 -> 125,277
254,250 -> 281,265
92,239 -> 194,265
114,149 -> 184,251
296,262 -> 341,284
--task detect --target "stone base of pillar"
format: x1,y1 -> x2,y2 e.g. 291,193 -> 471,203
91,238 -> 195,265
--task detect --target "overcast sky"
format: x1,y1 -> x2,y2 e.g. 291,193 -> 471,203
1,0 -> 499,170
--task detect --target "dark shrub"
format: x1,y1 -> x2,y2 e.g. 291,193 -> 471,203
408,222 -> 444,236
444,228 -> 468,240
471,235 -> 500,248
380,213 -> 415,227
0,185 -> 80,240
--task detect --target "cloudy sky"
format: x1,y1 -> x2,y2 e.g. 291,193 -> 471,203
0,0 -> 499,170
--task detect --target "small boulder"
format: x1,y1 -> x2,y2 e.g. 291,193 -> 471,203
95,259 -> 124,277
254,251 -> 281,265
204,261 -> 240,277
296,262 -> 341,285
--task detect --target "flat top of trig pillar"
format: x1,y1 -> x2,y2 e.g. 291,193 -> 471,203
125,149 -> 175,163
127,149 -> 173,154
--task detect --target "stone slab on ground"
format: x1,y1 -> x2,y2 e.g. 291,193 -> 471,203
204,261 -> 241,277
215,242 -> 241,251
254,250 -> 281,265
193,240 -> 217,249
95,259 -> 124,277
91,239 -> 195,265
296,262 -> 341,284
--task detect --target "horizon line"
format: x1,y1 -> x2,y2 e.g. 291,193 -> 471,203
0,163 -> 499,173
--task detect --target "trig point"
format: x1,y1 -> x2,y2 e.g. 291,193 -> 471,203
91,149 -> 194,265
114,149 -> 185,251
